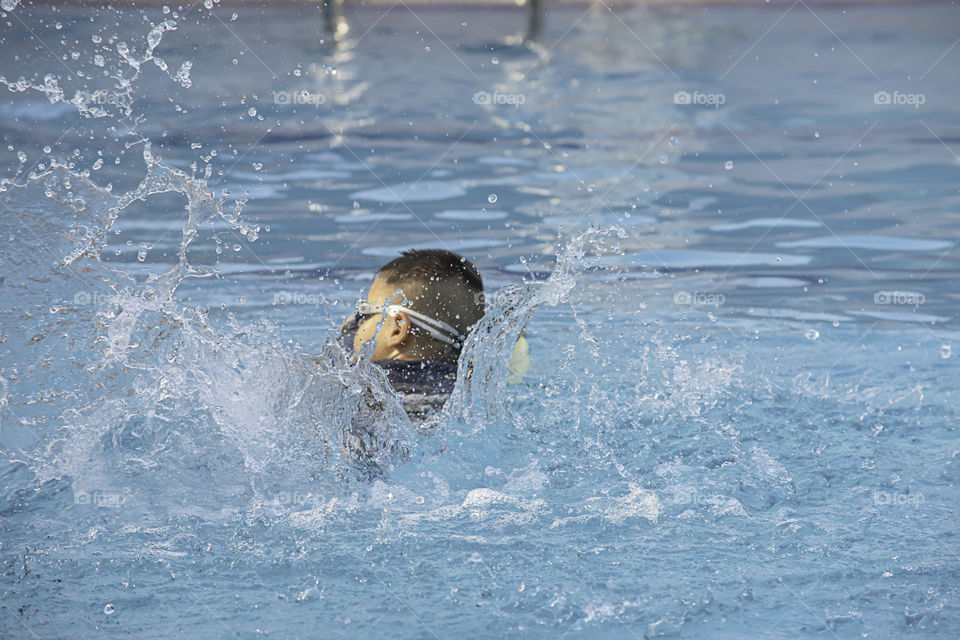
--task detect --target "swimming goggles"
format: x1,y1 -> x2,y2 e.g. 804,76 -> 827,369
354,300 -> 466,347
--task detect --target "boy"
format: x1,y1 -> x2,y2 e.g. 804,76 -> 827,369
339,249 -> 485,417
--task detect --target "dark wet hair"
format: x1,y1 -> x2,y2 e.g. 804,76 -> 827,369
378,249 -> 483,293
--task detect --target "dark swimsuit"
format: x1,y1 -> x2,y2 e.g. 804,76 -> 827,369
334,318 -> 458,475
338,316 -> 458,418
374,358 -> 458,419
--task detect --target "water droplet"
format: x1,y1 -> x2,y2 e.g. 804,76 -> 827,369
659,155 -> 667,164
492,57 -> 499,65
669,136 -> 678,146
814,131 -> 821,139
941,344 -> 951,359
92,158 -> 103,170
147,27 -> 163,50
775,256 -> 782,262
17,151 -> 27,163
104,604 -> 115,615
91,34 -> 102,43
93,54 -> 105,67
724,160 -> 734,170
293,68 -> 302,77
805,329 -> 820,341
203,0 -> 213,9
137,248 -> 148,262
1,0 -> 21,10
230,12 -> 238,21
487,193 -> 498,204
831,320 -> 839,327
43,145 -> 52,154
247,107 -> 256,117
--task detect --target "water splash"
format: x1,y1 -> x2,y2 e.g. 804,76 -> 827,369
0,150 -> 416,517
435,226 -> 628,430
2,149 -> 646,518
1,11 -> 645,514
1,18 -> 181,121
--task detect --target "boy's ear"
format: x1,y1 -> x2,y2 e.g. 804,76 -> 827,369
383,311 -> 410,347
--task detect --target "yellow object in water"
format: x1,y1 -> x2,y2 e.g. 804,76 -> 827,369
507,333 -> 530,383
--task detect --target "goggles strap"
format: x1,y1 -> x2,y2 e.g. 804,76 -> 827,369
357,301 -> 465,347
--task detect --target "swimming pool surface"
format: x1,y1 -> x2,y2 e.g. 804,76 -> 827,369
1,1 -> 958,637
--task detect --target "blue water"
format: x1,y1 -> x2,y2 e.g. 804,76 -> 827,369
1,2 -> 959,638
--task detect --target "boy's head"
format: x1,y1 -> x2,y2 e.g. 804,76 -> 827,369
344,249 -> 484,365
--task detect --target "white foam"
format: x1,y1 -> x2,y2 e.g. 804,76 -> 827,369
583,484 -> 661,524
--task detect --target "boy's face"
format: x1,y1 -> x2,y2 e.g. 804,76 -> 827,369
348,274 -> 411,360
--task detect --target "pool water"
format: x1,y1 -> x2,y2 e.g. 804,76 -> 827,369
1,1 -> 958,638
